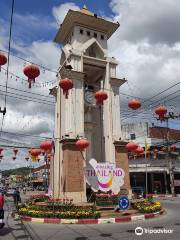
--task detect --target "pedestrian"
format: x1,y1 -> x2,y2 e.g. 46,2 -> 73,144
13,188 -> 21,206
0,191 -> 5,229
23,186 -> 26,194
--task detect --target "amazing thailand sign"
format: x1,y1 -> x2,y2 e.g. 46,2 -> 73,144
84,159 -> 125,194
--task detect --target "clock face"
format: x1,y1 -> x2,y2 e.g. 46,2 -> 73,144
84,91 -> 96,105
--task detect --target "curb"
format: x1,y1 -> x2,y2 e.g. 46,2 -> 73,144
153,194 -> 177,200
21,210 -> 164,225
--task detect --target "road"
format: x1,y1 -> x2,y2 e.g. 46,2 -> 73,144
0,197 -> 180,240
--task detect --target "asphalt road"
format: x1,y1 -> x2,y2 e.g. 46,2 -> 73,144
1,197 -> 180,240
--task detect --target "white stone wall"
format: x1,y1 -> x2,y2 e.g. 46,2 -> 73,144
70,26 -> 107,51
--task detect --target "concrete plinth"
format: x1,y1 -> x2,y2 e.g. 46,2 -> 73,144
60,139 -> 87,203
114,141 -> 131,196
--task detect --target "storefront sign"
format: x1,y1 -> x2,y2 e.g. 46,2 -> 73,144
84,159 -> 125,194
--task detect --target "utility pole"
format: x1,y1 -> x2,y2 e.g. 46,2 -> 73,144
166,118 -> 175,196
155,110 -> 179,196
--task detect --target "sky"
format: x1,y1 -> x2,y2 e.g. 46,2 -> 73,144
0,0 -> 180,170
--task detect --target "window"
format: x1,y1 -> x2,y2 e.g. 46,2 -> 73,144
80,29 -> 84,34
130,133 -> 136,140
94,32 -> 97,38
101,34 -> 104,40
87,31 -> 90,36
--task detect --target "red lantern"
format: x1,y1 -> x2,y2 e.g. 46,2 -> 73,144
13,148 -> 18,156
23,64 -> 40,88
126,142 -> 139,152
0,52 -> 7,71
30,149 -> 41,157
75,139 -> 90,151
0,148 -> 3,155
95,91 -> 108,105
134,147 -> 144,154
0,155 -> 3,160
154,105 -> 167,120
59,78 -> 73,99
128,99 -> 141,110
40,141 -> 52,153
12,156 -> 16,160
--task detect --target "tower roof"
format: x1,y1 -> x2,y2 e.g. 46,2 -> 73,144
54,7 -> 120,44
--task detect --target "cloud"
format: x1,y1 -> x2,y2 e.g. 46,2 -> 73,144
110,0 -> 180,45
108,0 -> 180,123
52,2 -> 80,25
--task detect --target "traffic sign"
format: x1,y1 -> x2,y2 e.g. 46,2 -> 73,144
118,196 -> 129,210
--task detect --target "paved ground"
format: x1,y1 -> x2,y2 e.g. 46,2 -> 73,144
1,196 -> 180,240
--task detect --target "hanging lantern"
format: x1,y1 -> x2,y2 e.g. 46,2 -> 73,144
126,142 -> 139,152
25,156 -> 29,161
0,52 -> 7,71
0,148 -> 3,155
128,99 -> 141,110
0,155 -> 3,160
95,91 -> 108,105
59,78 -> 73,99
30,149 -> 41,157
134,147 -> 144,154
154,105 -> 167,120
40,141 -> 52,153
75,139 -> 90,151
13,148 -> 18,156
23,64 -> 40,88
12,156 -> 16,160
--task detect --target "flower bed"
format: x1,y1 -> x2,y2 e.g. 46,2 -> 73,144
18,196 -> 100,219
96,194 -> 118,206
18,207 -> 100,219
132,199 -> 162,213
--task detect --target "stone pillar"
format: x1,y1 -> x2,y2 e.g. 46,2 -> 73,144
114,140 -> 131,195
60,139 -> 86,203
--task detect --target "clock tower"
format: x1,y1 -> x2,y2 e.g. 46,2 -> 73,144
50,6 -> 131,202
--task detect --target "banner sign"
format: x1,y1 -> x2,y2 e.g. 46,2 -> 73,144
84,159 -> 125,194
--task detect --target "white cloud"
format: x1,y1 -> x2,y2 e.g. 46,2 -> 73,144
108,0 -> 180,123
52,2 -> 80,25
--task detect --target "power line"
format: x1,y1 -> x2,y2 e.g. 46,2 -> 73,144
0,66 -> 57,86
0,83 -> 54,99
0,49 -> 58,74
121,85 -> 180,120
0,89 -> 55,104
0,92 -> 55,106
1,130 -> 52,139
0,0 -> 15,135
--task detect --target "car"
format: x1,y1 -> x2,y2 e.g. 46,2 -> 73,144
6,188 -> 16,197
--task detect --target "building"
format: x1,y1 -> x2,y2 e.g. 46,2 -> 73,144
122,122 -> 180,194
32,164 -> 50,189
